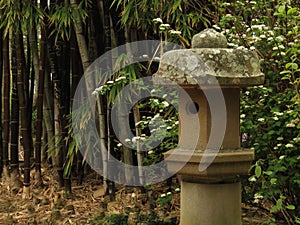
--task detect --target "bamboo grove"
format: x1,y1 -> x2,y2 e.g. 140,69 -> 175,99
0,0 -> 211,197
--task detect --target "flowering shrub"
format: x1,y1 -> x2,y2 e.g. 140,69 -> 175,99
211,0 -> 299,223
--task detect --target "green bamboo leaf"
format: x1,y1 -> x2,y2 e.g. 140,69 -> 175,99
111,0 -> 122,9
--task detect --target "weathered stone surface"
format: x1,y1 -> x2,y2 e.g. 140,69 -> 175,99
153,48 -> 264,86
180,182 -> 242,225
164,149 -> 254,182
192,28 -> 227,48
153,28 -> 265,86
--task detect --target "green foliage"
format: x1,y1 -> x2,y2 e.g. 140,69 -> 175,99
111,0 -> 212,44
89,213 -> 128,225
47,108 -> 92,177
94,54 -> 145,105
62,100 -> 101,176
0,0 -> 44,37
212,0 -> 300,223
92,54 -> 179,169
89,211 -> 179,225
49,0 -> 92,43
135,96 -> 178,166
156,192 -> 172,207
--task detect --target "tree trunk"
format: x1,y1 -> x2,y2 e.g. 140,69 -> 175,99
43,66 -> 55,165
109,0 -> 125,46
2,35 -> 10,180
25,28 -> 34,162
10,41 -> 22,192
122,22 -> 137,185
43,18 -> 55,166
0,29 -> 3,177
97,96 -> 108,193
27,19 -> 39,107
15,26 -> 32,198
70,0 -> 91,71
52,46 -> 64,187
71,31 -> 84,184
133,105 -> 144,185
106,103 -> 116,199
46,11 -> 64,186
59,40 -> 71,193
103,0 -> 116,196
88,3 -> 99,61
119,104 -> 135,185
103,0 -> 111,53
34,15 -> 46,186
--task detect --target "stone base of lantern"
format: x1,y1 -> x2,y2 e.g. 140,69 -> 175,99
180,181 -> 241,225
164,149 -> 253,225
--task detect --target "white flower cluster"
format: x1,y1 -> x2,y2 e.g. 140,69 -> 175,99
286,122 -> 296,128
293,137 -> 300,143
115,76 -> 126,82
92,76 -> 127,96
159,23 -> 170,31
153,18 -> 163,23
92,85 -> 106,96
124,135 -> 147,145
273,111 -> 284,116
160,191 -> 172,198
285,143 -> 293,148
257,118 -> 265,122
253,193 -> 264,203
169,30 -> 181,35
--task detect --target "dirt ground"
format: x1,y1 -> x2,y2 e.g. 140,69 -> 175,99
0,167 -> 283,225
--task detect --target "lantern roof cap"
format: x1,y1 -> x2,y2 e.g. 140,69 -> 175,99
153,29 -> 265,86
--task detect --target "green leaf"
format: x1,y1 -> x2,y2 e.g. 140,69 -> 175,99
287,8 -> 297,15
278,5 -> 286,14
255,165 -> 262,178
286,205 -> 295,210
270,178 -> 277,185
277,198 -> 283,207
280,70 -> 291,74
264,171 -> 272,176
286,63 -> 298,70
270,205 -> 279,213
270,198 -> 283,213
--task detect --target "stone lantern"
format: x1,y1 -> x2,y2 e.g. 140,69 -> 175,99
153,29 -> 264,225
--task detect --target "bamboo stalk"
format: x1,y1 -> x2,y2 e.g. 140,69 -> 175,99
0,28 -> 3,176
15,26 -> 32,198
10,36 -> 19,175
34,14 -> 46,186
133,105 -> 144,185
3,35 -> 10,172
